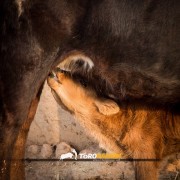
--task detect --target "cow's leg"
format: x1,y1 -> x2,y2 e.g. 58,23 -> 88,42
0,115 -> 28,180
10,85 -> 43,179
0,56 -> 56,179
0,84 -> 43,180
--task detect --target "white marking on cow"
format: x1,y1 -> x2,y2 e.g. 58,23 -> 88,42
58,53 -> 94,72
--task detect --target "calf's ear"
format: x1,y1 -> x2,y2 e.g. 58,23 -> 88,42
94,99 -> 119,115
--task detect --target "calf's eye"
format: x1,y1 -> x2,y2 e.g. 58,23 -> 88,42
79,79 -> 87,88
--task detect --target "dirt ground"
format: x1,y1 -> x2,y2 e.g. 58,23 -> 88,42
25,157 -> 179,180
25,161 -> 134,180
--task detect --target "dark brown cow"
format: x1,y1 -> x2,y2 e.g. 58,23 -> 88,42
0,0 -> 179,179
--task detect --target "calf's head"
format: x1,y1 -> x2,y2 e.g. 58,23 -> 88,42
47,71 -> 119,116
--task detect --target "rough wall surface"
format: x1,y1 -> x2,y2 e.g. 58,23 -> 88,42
26,81 -> 96,150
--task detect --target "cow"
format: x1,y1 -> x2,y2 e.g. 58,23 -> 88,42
47,70 -> 180,180
0,0 -> 179,179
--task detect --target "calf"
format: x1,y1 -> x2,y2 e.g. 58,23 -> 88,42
47,71 -> 180,180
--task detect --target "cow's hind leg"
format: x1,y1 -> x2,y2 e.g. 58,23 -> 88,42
0,85 -> 43,180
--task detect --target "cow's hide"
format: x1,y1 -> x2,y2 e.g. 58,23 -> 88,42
55,0 -> 180,112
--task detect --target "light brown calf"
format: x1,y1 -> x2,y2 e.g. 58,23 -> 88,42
47,71 -> 180,180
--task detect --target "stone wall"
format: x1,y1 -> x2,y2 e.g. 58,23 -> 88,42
26,81 -> 96,151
